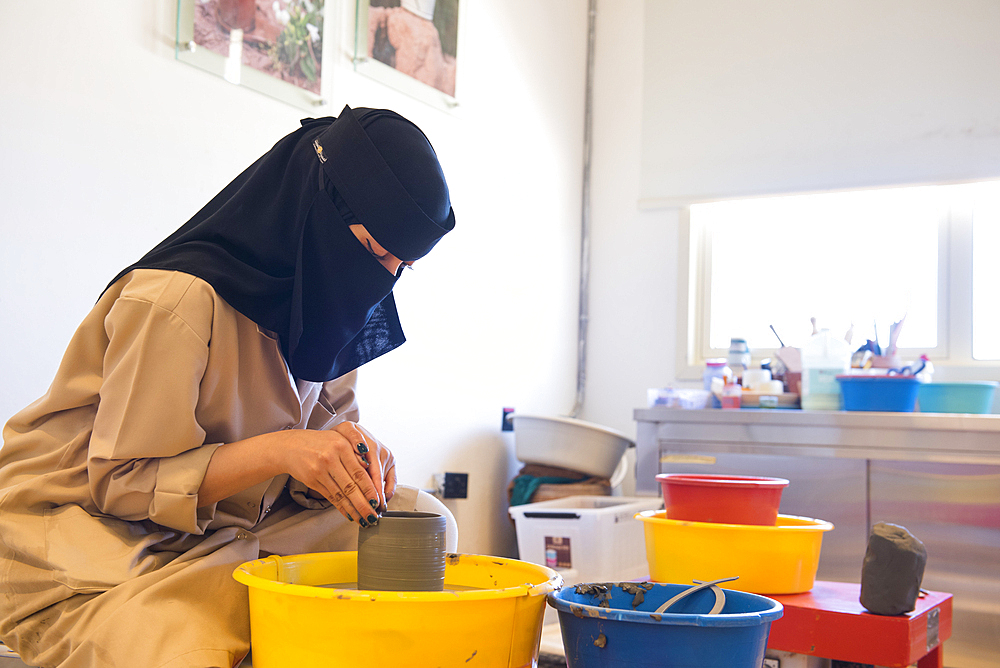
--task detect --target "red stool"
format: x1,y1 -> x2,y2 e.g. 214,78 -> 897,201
767,581 -> 952,668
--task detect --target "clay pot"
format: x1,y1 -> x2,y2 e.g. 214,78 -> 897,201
357,511 -> 446,591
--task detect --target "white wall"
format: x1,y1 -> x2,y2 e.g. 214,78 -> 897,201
583,0 -> 1000,442
639,0 -> 1000,204
0,1 -> 589,556
581,0 -> 678,439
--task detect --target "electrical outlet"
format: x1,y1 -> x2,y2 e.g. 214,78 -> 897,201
502,407 -> 515,431
443,472 -> 468,499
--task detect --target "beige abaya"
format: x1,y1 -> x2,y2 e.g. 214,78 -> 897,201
0,269 -> 403,667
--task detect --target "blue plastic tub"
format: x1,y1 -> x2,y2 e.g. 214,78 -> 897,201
547,582 -> 783,668
918,381 -> 999,414
836,375 -> 920,412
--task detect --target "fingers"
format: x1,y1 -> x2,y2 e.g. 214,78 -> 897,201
384,461 -> 397,507
327,453 -> 382,527
351,425 -> 389,512
310,422 -> 396,523
321,472 -> 358,523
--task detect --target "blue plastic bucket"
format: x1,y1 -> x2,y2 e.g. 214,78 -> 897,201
547,582 -> 783,668
836,375 -> 920,412
918,381 -> 998,414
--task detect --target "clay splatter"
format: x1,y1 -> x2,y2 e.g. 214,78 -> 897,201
620,582 -> 654,608
574,582 -> 654,609
574,583 -> 612,607
447,554 -> 461,565
465,650 -> 477,662
593,633 -> 607,648
649,613 -> 662,621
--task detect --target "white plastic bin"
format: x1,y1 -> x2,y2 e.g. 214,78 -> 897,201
508,495 -> 663,586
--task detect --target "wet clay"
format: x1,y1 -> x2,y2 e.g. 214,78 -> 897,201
357,511 -> 447,591
574,582 -> 654,608
860,522 -> 928,615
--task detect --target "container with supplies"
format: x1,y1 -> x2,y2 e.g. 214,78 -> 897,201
508,495 -> 663,586
800,329 -> 852,410
837,374 -> 920,412
917,381 -> 998,414
547,580 -> 783,668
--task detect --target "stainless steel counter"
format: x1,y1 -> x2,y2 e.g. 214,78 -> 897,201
634,408 -> 1000,668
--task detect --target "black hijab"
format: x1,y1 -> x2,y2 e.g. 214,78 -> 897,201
108,105 -> 455,382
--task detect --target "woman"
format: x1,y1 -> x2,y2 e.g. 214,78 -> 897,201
0,105 -> 455,667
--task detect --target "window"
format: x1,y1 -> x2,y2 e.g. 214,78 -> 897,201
679,181 -> 1000,379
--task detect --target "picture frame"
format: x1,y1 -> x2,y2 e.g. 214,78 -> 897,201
175,0 -> 330,110
352,0 -> 461,111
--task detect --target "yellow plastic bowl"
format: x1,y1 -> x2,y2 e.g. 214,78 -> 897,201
636,511 -> 834,595
233,551 -> 562,668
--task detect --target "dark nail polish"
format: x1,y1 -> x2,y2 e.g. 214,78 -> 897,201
346,514 -> 354,522
359,518 -> 368,528
356,443 -> 369,454
367,514 -> 377,524
369,499 -> 378,509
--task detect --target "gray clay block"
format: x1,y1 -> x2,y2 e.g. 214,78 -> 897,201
860,522 -> 927,615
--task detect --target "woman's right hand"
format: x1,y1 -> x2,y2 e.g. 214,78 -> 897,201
275,422 -> 393,525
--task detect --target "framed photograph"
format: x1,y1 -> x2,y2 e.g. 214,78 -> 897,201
176,0 -> 329,110
354,0 -> 460,110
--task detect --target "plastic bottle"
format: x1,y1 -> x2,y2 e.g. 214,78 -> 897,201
704,358 -> 731,408
727,338 -> 751,382
800,329 -> 853,410
916,355 -> 934,383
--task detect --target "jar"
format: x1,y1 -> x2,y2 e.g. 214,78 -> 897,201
703,358 -> 731,391
720,381 -> 743,409
727,338 -> 752,381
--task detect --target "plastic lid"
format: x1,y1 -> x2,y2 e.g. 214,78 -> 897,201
706,358 -> 727,367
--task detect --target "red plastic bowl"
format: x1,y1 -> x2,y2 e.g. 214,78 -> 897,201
656,474 -> 790,526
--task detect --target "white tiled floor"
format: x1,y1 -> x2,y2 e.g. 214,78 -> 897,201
0,643 -> 28,667
539,623 -> 565,657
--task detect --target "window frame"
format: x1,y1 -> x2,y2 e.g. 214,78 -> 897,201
675,185 -> 998,383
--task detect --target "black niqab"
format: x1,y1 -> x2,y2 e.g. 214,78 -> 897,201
107,105 -> 455,382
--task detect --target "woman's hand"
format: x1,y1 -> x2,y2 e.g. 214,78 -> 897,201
277,422 -> 396,524
198,422 -> 396,525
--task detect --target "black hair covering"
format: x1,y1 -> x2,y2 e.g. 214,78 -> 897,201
107,105 -> 455,382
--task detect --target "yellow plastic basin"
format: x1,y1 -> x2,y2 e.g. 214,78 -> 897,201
636,511 -> 834,595
233,551 -> 562,667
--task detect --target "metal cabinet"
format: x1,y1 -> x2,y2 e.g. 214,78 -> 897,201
634,408 -> 1000,668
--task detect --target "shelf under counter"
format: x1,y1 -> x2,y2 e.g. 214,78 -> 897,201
633,406 -> 1000,668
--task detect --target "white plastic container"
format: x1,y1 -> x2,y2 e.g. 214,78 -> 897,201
801,329 -> 852,410
510,414 -> 633,478
508,496 -> 663,586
